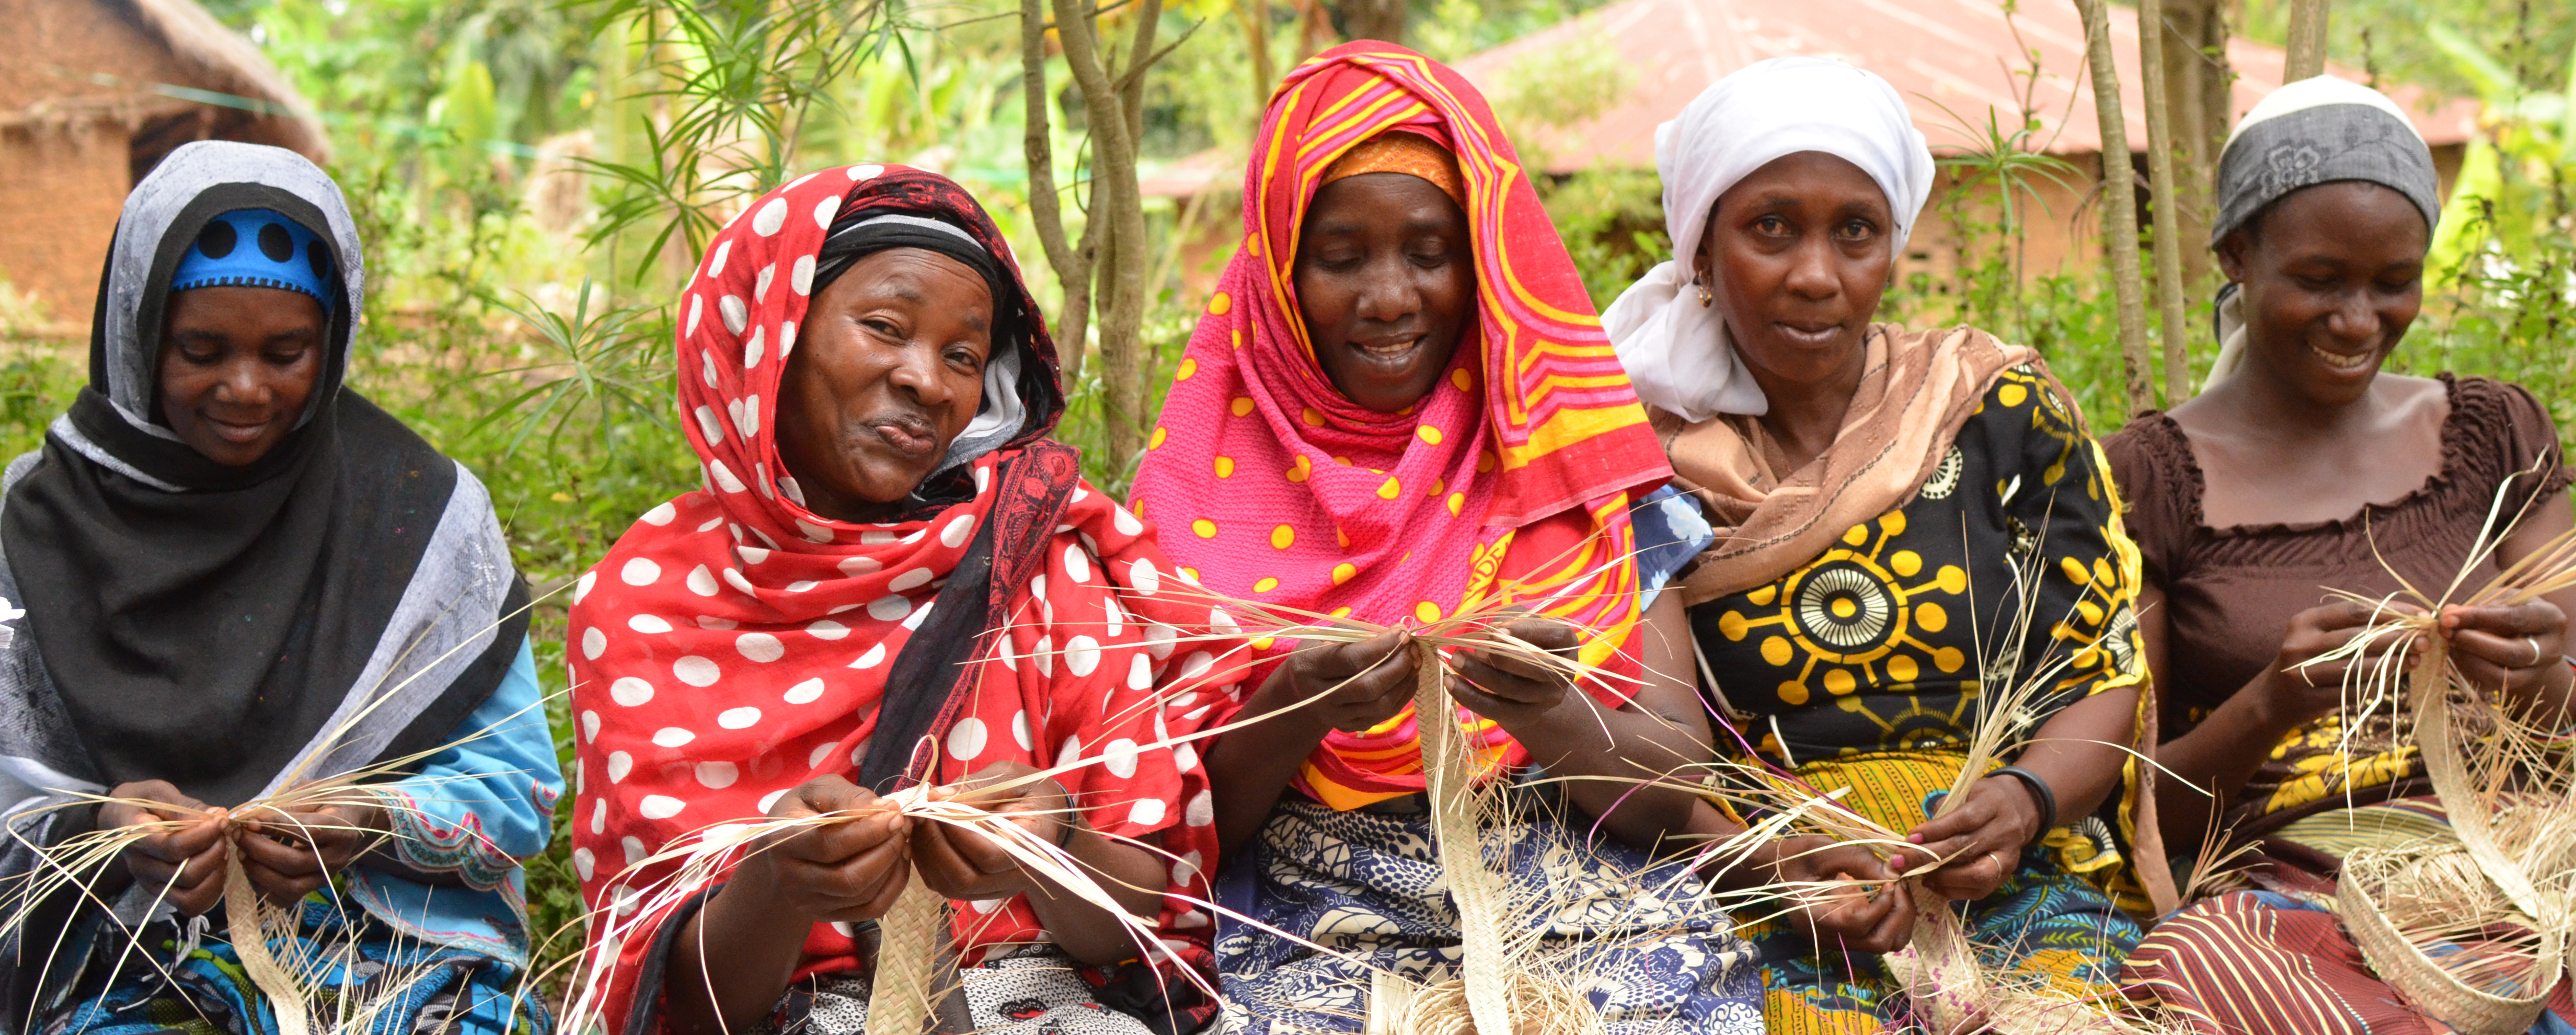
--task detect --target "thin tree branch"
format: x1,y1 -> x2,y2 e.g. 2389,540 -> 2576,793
1114,20 -> 1201,97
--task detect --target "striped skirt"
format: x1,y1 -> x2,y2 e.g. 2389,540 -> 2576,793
2124,799 -> 2576,1035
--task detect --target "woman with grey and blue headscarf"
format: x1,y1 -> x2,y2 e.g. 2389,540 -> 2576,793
2109,77 -> 2575,1034
0,141 -> 559,1035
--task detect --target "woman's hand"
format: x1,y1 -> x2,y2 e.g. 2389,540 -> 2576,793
733,775 -> 914,924
1277,627 -> 1419,733
1449,616 -> 1581,728
911,762 -> 1071,901
668,776 -> 915,1035
1898,778 -> 2041,902
2259,600 -> 2413,722
2439,600 -> 2573,717
234,789 -> 386,907
103,780 -> 228,916
1712,834 -> 1915,953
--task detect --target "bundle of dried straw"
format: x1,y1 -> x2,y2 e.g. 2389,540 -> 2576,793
0,604 -> 553,1035
0,742 -> 523,1035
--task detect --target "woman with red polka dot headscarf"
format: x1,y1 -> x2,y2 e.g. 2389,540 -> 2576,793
566,165 -> 1247,1035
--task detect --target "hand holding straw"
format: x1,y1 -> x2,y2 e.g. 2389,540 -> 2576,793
1891,776 -> 2047,902
580,758 -> 1192,1035
1702,830 -> 1918,952
2432,600 -> 2574,720
909,760 -> 1175,965
98,779 -> 390,916
659,776 -> 918,1035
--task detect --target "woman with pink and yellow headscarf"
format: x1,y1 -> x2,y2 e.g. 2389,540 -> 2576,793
1129,41 -> 1763,1035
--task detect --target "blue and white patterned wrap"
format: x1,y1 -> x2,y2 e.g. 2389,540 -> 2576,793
1214,786 -> 1764,1035
348,637 -> 563,964
1629,484 -> 1716,611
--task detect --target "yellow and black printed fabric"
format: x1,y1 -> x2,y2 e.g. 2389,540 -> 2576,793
1689,364 -> 2145,766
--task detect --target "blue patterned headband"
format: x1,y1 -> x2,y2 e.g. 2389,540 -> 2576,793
170,209 -> 335,309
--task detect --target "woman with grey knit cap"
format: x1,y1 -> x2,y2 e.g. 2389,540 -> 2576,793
2109,77 -> 2575,1033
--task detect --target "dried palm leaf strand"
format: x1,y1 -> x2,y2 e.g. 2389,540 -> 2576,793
1406,644 -> 1519,1035
223,850 -> 311,1035
2408,643 -> 2556,921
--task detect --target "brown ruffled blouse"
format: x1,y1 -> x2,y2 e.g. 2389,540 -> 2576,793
2102,374 -> 2570,836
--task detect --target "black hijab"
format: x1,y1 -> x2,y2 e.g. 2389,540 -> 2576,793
0,142 -> 527,807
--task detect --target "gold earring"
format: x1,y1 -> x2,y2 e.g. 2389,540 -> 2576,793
1694,274 -> 1714,307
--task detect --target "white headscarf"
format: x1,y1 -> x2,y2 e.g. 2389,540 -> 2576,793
1603,56 -> 1936,421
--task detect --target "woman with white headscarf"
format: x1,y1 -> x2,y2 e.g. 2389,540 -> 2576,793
1609,56 -> 2167,1030
2108,78 -> 2574,1034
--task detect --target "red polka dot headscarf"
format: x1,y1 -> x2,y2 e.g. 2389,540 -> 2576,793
566,165 -> 1244,1032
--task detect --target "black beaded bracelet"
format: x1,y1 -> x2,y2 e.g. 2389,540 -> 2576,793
1992,765 -> 2057,843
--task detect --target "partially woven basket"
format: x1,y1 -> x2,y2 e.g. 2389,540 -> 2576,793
2338,846 -> 2561,1035
868,872 -> 954,1035
1404,646 -> 1520,1035
2332,641 -> 2573,1033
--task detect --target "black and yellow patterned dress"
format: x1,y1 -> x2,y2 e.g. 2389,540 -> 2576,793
1687,364 -> 2153,1033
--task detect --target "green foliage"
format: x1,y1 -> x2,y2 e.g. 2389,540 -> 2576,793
581,0 -> 917,283
1492,33 -> 1628,138
467,281 -> 674,458
2241,0 -> 2574,102
1537,170 -> 1668,309
1408,0 -> 1615,61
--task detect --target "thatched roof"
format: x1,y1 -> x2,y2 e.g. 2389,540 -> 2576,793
0,0 -> 329,164
110,0 -> 329,160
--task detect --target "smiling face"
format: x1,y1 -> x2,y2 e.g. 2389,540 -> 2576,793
157,285 -> 328,466
1293,172 -> 1477,413
773,247 -> 994,522
1695,151 -> 1894,389
2216,180 -> 2427,405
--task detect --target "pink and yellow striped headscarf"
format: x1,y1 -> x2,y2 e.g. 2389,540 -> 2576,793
1131,42 -> 1673,809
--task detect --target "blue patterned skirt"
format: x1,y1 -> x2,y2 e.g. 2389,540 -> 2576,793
1213,787 -> 1764,1035
38,888 -> 545,1035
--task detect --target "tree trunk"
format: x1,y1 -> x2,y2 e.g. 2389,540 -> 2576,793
1053,0 -> 1162,472
2075,0 -> 2157,417
2285,0 -> 2330,80
1293,0 -> 1332,62
1339,0 -> 1404,45
1022,0 -> 1094,382
2138,0 -> 2192,405
2158,0 -> 2230,290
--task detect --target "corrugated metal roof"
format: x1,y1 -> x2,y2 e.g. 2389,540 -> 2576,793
1447,0 -> 2477,172
1145,2 -> 2480,193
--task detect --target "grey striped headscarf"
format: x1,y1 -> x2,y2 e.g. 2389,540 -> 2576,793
2203,76 -> 2442,388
